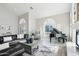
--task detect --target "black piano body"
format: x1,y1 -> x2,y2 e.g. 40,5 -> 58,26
49,28 -> 67,43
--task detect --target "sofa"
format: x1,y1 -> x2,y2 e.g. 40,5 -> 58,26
0,34 -> 29,56
0,43 -> 24,56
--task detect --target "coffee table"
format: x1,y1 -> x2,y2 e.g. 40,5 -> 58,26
19,40 -> 39,55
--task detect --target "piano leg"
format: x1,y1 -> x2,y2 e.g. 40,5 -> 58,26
58,37 -> 60,42
63,39 -> 64,43
58,37 -> 65,43
50,37 -> 52,43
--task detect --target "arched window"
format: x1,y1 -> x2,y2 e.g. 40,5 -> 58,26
45,24 -> 53,32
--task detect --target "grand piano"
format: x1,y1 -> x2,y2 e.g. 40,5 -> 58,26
49,28 -> 67,43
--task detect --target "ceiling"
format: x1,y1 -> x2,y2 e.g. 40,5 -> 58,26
0,3 -> 72,19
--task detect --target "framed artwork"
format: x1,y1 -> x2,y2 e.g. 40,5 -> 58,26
0,25 -> 4,30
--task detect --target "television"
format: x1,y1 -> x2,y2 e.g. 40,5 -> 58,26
76,30 -> 79,47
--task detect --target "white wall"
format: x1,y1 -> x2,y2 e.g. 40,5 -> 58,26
28,12 -> 36,35
71,4 -> 79,42
33,3 -> 71,19
71,15 -> 79,43
35,12 -> 70,40
0,6 -> 18,35
53,12 -> 70,39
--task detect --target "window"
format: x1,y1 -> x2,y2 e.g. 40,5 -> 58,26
45,25 -> 53,32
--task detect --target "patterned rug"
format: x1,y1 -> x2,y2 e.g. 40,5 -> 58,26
23,37 -> 66,56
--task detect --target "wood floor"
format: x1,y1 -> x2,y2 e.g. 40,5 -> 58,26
56,44 -> 67,56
